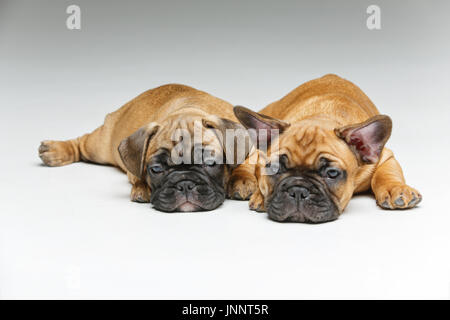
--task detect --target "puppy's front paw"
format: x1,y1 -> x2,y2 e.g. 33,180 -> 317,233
227,174 -> 257,200
375,184 -> 422,210
39,140 -> 76,167
131,183 -> 151,203
249,190 -> 265,212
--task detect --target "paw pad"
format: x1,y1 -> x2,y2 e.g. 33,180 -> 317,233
394,197 -> 405,207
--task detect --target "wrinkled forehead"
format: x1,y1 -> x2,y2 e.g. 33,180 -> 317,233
270,124 -> 355,167
147,116 -> 223,161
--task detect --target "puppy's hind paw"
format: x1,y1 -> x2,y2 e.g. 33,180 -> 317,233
375,184 -> 422,210
39,140 -> 77,167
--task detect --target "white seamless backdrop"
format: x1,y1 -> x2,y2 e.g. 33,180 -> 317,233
0,0 -> 449,299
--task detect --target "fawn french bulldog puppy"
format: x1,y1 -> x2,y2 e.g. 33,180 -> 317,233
234,74 -> 422,223
39,84 -> 252,212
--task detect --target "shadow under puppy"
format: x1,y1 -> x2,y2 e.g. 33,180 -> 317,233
234,74 -> 422,223
39,84 -> 253,212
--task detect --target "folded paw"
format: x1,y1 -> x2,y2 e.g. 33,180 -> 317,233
131,183 -> 151,203
249,190 -> 265,212
227,174 -> 257,200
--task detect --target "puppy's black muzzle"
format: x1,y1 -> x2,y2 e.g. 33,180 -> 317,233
267,175 -> 339,223
150,170 -> 225,212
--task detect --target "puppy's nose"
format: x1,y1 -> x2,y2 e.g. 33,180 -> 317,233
287,186 -> 310,200
176,180 -> 196,192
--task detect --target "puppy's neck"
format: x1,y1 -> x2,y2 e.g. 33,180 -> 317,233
164,106 -> 211,121
292,116 -> 343,130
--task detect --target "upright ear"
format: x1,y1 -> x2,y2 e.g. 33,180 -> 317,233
118,122 -> 160,178
335,115 -> 392,164
202,116 -> 251,168
233,106 -> 290,147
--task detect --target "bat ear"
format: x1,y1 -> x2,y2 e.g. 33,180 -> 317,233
233,105 -> 290,148
118,122 -> 160,178
335,115 -> 392,164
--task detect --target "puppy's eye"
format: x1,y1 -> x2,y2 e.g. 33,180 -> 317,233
149,164 -> 164,174
326,168 -> 340,179
265,161 -> 280,175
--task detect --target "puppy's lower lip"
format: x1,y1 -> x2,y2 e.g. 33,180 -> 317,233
177,202 -> 201,212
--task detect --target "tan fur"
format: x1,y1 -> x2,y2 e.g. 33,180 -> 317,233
39,84 -> 252,202
241,74 -> 421,213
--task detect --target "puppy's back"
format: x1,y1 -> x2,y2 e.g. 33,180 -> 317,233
260,74 -> 380,122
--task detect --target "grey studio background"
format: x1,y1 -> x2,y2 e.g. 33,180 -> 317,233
1,0 -> 449,299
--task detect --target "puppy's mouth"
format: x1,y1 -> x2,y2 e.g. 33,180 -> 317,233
176,200 -> 202,212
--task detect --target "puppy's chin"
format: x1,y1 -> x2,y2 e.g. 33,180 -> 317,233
177,202 -> 201,212
267,208 -> 339,224
153,194 -> 223,212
